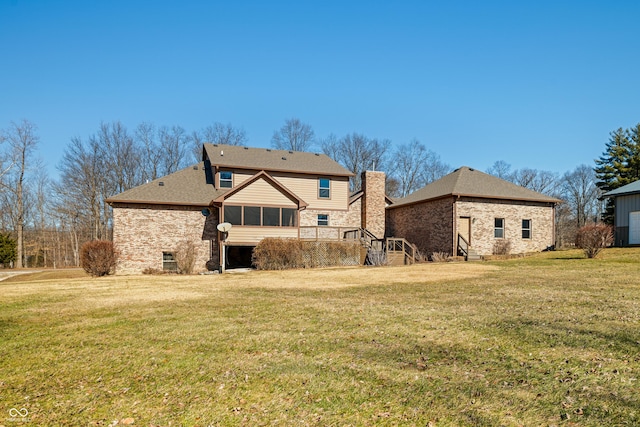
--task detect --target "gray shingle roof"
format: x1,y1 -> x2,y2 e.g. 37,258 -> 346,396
105,162 -> 223,206
602,179 -> 640,197
203,143 -> 354,177
389,166 -> 560,208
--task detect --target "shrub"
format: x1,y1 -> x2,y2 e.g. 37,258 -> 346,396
253,238 -> 304,270
253,238 -> 360,270
174,240 -> 199,274
0,232 -> 16,267
80,240 -> 118,277
492,239 -> 511,255
366,249 -> 387,266
431,252 -> 450,262
576,223 -> 613,258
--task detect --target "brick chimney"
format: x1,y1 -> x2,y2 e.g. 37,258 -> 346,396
361,170 -> 386,239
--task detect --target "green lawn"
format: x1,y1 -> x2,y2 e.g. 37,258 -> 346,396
1,249 -> 639,426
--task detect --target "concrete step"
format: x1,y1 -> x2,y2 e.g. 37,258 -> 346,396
466,248 -> 482,261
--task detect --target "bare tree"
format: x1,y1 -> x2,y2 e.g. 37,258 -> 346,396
322,133 -> 390,192
512,168 -> 559,195
271,118 -> 315,152
55,136 -> 107,242
486,160 -> 513,180
0,120 -> 39,268
387,139 -> 450,197
99,121 -> 141,196
136,122 -> 163,182
390,139 -> 429,197
191,122 -> 248,161
159,125 -> 190,176
561,164 -> 601,229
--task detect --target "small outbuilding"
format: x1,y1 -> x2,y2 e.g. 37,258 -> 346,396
602,180 -> 640,246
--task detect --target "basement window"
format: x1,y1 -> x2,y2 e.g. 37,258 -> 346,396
162,252 -> 177,271
494,218 -> 505,238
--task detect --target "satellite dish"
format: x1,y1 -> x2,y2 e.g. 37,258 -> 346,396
217,222 -> 232,233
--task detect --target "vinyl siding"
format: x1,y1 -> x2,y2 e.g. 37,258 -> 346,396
272,173 -> 349,210
225,178 -> 298,207
225,226 -> 298,245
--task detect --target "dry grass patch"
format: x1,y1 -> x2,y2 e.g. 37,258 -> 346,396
1,249 -> 639,426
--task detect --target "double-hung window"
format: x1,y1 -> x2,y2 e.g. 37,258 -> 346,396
318,178 -> 330,199
220,171 -> 233,188
522,219 -> 531,239
317,214 -> 329,226
494,218 -> 505,238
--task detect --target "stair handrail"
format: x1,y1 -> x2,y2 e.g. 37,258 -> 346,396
457,233 -> 469,257
385,237 -> 417,264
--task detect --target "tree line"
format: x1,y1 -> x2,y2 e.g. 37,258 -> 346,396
1,117 -> 637,268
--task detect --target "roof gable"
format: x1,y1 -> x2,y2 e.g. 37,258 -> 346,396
203,143 -> 353,177
389,166 -> 560,208
213,170 -> 308,208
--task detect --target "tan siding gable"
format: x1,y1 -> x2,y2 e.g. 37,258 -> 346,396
225,177 -> 298,207
273,173 -> 349,210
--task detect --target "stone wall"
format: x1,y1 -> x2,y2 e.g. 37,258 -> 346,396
456,198 -> 555,255
112,203 -> 219,274
386,197 -> 455,256
362,171 -> 386,239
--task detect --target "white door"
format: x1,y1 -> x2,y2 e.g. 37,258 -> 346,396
630,211 -> 640,245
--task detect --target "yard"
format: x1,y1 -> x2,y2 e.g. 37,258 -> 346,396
1,249 -> 639,426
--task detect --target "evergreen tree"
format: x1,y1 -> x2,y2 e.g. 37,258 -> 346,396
0,233 -> 16,266
595,125 -> 640,224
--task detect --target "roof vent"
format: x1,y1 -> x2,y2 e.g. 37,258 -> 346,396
244,146 -> 248,150
289,151 -> 293,154
266,149 -> 271,152
193,165 -> 198,170
213,144 -> 218,147
282,156 -> 287,160
159,181 -> 164,186
220,150 -> 224,156
315,153 -> 320,156
469,168 -> 475,171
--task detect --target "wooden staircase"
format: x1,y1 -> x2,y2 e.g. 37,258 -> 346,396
343,228 -> 417,265
457,234 -> 482,261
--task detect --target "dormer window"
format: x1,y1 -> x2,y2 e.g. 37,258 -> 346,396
220,171 -> 233,188
318,178 -> 330,199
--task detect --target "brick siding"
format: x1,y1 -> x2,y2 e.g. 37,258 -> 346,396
456,197 -> 555,255
386,197 -> 455,256
112,203 -> 219,274
387,197 -> 555,257
362,171 -> 386,239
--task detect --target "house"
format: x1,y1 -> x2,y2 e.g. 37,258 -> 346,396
602,179 -> 640,246
386,167 -> 560,258
107,146 -> 560,273
106,144 -> 386,273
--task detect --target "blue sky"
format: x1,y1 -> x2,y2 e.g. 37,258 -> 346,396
2,0 -> 640,180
